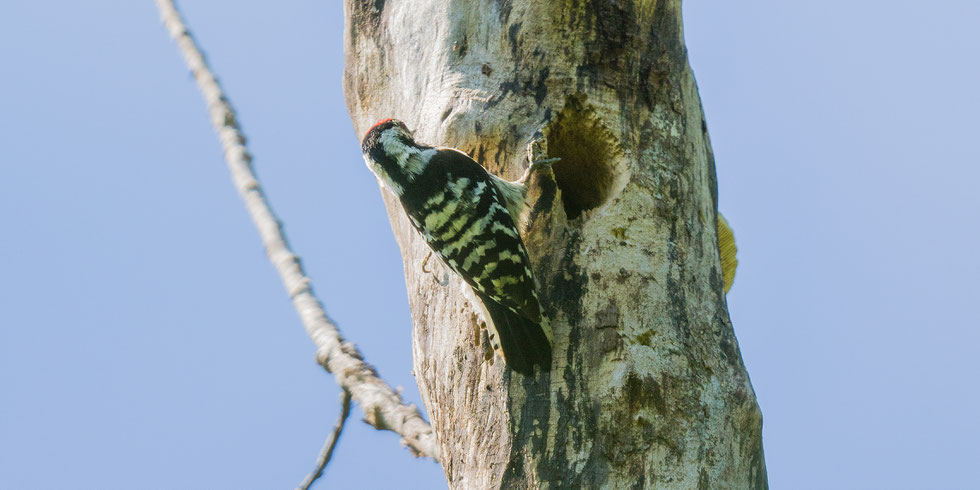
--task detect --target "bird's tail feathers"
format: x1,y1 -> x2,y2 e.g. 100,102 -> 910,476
476,292 -> 552,375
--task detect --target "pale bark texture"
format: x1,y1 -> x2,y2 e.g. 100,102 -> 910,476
344,1 -> 766,488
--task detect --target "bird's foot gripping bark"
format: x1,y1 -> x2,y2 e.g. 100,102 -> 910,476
421,250 -> 450,286
517,131 -> 560,185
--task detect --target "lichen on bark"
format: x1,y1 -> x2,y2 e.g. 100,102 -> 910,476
344,0 -> 767,487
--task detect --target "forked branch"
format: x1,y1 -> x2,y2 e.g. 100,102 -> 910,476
155,0 -> 440,463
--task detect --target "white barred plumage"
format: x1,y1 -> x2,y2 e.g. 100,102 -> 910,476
361,119 -> 552,374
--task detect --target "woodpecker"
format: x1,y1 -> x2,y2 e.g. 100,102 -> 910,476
361,119 -> 553,374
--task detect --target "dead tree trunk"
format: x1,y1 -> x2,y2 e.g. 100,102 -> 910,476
343,1 -> 766,487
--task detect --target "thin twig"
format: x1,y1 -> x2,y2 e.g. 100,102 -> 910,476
297,390 -> 353,490
155,0 -> 440,461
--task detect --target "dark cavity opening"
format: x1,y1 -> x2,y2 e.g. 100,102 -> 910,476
545,95 -> 619,219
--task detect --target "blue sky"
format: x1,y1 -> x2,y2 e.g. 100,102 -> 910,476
1,1 -> 977,488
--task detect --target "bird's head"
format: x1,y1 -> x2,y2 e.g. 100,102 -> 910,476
361,118 -> 414,154
360,118 -> 428,193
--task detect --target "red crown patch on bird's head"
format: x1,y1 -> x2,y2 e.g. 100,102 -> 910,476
365,118 -> 395,138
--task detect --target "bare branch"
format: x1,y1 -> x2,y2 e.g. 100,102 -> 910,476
154,0 -> 440,462
297,390 -> 352,490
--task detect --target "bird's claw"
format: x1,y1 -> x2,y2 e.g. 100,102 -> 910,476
421,251 -> 450,286
518,131 -> 559,184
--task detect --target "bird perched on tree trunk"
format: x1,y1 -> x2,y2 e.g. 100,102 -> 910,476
361,119 -> 555,375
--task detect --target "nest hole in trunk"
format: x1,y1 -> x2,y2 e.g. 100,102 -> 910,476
545,96 -> 621,220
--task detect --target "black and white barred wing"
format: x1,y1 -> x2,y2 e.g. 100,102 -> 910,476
399,150 -> 552,373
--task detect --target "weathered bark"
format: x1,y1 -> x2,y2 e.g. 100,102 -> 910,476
344,1 -> 766,488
